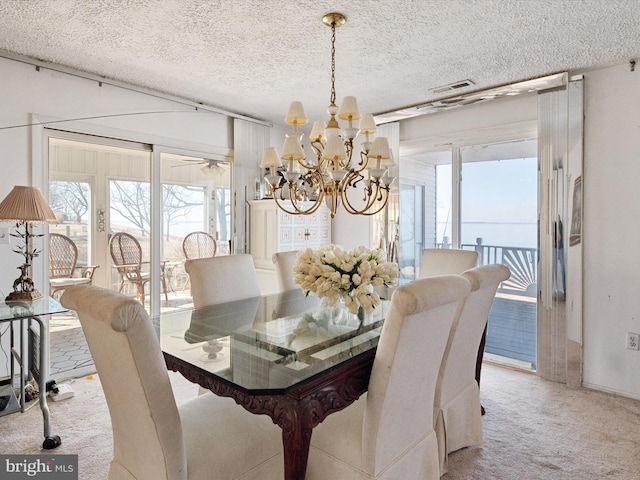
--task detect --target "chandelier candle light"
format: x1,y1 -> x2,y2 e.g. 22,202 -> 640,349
261,12 -> 396,218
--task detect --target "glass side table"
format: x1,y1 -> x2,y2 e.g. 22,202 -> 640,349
0,296 -> 68,449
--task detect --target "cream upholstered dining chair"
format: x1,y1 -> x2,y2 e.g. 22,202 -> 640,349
184,254 -> 262,395
184,254 -> 260,308
306,274 -> 471,480
272,250 -> 300,292
434,264 -> 510,475
418,248 -> 479,278
60,285 -> 283,480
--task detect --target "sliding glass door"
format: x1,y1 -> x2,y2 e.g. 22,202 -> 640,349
159,152 -> 232,308
398,138 -> 538,369
48,133 -> 232,313
460,139 -> 538,369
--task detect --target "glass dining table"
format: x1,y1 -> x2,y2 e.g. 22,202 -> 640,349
154,288 -> 389,480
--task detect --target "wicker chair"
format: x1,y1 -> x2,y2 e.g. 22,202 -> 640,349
182,231 -> 217,291
182,231 -> 217,260
109,231 -> 168,306
49,233 -> 98,298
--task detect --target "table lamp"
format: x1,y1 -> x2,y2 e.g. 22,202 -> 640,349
0,186 -> 58,301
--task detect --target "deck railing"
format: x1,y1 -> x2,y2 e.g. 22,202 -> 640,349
458,240 -> 538,367
460,241 -> 538,297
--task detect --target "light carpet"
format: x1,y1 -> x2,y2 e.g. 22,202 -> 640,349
1,363 -> 639,479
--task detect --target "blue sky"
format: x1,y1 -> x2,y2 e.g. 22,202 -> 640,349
437,157 -> 538,247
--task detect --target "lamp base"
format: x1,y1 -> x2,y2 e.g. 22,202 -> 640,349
5,290 -> 43,302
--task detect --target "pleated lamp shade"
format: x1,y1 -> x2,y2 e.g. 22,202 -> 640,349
337,96 -> 361,121
285,101 -> 308,125
322,135 -> 348,162
367,137 -> 391,161
0,186 -> 58,223
358,114 -> 377,135
260,147 -> 282,168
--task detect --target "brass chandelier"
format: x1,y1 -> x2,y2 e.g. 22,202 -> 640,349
261,12 -> 395,218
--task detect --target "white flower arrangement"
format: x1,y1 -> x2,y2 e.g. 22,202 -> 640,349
293,244 -> 399,315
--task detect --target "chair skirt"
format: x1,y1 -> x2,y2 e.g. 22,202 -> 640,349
307,397 -> 441,480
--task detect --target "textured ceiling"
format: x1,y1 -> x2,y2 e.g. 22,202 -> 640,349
0,0 -> 639,127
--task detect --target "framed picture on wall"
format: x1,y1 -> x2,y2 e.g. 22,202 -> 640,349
569,176 -> 582,246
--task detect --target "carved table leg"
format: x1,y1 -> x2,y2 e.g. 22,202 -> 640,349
281,421 -> 312,480
276,399 -> 316,480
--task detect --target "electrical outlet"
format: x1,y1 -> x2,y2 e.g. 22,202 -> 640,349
0,227 -> 9,245
626,332 -> 639,350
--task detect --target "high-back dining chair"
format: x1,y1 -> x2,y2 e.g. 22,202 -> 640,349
306,274 -> 471,480
60,285 -> 283,480
184,254 -> 260,308
435,264 -> 510,474
272,250 -> 300,292
49,233 -> 98,297
418,248 -> 479,278
109,231 -> 168,307
185,254 -> 262,395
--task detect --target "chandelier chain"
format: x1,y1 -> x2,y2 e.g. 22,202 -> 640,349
330,21 -> 336,106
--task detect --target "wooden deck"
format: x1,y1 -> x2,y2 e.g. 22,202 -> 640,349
485,294 -> 537,369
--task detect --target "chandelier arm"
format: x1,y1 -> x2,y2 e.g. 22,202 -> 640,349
375,182 -> 387,202
343,169 -> 367,191
359,150 -> 370,169
300,159 -> 326,174
340,177 -> 390,216
350,187 -> 390,216
310,140 -> 326,165
341,138 -> 356,169
273,188 -> 324,216
283,169 -> 326,215
369,186 -> 391,215
301,170 -> 327,196
340,180 -> 374,214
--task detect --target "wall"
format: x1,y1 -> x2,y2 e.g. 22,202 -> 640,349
582,63 -> 640,398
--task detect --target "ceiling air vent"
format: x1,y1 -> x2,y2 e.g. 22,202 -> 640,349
430,79 -> 475,94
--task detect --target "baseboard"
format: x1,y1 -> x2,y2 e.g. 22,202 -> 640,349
581,381 -> 640,401
483,353 -> 536,372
